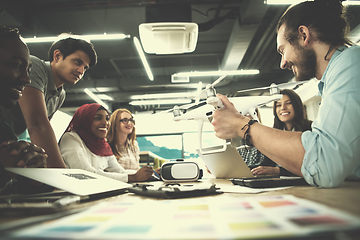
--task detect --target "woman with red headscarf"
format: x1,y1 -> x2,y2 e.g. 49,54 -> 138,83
59,103 -> 153,182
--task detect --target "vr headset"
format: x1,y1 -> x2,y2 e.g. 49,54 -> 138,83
160,160 -> 202,183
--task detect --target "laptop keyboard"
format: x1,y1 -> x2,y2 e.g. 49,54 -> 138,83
63,173 -> 96,180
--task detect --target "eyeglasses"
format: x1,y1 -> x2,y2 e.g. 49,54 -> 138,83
119,118 -> 135,125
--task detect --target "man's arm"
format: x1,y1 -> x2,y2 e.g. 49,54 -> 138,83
18,86 -> 66,168
212,94 -> 305,176
248,123 -> 304,176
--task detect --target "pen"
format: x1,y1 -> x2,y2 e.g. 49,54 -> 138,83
153,170 -> 160,179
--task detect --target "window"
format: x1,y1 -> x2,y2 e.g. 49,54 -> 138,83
137,131 -> 224,160
137,134 -> 183,160
183,131 -> 225,159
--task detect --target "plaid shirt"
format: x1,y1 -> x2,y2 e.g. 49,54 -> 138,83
116,140 -> 140,170
238,146 -> 276,169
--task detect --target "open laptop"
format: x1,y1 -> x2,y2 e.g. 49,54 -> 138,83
196,143 -> 259,179
196,143 -> 308,188
5,168 -> 131,197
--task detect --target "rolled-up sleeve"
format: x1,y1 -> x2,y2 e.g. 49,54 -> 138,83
301,46 -> 360,188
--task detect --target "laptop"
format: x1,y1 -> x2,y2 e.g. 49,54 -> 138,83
196,143 -> 308,188
5,168 -> 131,197
196,143 -> 257,179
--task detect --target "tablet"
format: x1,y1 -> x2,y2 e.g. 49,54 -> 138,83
230,176 -> 309,188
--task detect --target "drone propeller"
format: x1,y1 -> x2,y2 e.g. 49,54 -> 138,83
157,103 -> 193,114
237,81 -> 310,94
209,74 -> 228,88
157,101 -> 206,114
194,75 -> 228,101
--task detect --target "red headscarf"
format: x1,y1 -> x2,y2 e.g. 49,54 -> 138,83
63,103 -> 113,156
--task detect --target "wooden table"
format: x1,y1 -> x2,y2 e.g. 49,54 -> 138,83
1,178 -> 360,239
207,178 -> 360,216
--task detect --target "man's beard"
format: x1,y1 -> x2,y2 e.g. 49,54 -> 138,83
293,44 -> 317,81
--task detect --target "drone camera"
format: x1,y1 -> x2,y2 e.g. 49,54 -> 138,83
269,83 -> 280,95
205,87 -> 216,98
172,105 -> 182,118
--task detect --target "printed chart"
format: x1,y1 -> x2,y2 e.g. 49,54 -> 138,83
11,195 -> 360,239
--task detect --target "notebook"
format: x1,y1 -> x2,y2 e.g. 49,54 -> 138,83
5,168 -> 131,197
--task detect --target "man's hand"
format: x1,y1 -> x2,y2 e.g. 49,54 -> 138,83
0,140 -> 47,168
211,94 -> 249,139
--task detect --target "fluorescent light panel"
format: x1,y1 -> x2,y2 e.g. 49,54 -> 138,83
22,33 -> 130,43
97,94 -> 114,101
129,99 -> 192,106
84,88 -> 109,110
131,92 -> 196,100
342,1 -> 360,5
171,75 -> 190,83
266,0 -> 360,5
266,0 -> 311,4
133,37 -> 154,81
173,69 -> 259,77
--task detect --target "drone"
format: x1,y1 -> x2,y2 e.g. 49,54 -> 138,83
165,76 -> 309,154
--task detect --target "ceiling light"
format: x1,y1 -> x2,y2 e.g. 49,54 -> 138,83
265,0 -> 312,4
131,92 -> 196,100
22,33 -> 130,43
172,70 -> 259,77
342,1 -> 360,5
84,88 -> 110,110
265,0 -> 360,5
171,75 -> 190,83
129,99 -> 192,106
133,36 -> 154,81
97,94 -> 114,101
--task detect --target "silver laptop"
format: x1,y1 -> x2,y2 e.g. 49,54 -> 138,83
196,143 -> 257,179
5,168 -> 131,197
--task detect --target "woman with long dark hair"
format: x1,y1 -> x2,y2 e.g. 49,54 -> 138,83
249,89 -> 312,176
273,89 -> 312,132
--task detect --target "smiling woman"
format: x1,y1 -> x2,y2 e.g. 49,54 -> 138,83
273,89 -> 312,132
107,108 -> 141,171
91,109 -> 110,139
60,103 -> 114,157
239,89 -> 313,177
58,103 -> 154,183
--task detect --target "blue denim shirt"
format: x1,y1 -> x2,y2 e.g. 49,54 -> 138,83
301,45 -> 360,187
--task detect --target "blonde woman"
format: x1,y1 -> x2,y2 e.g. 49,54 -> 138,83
107,109 -> 140,170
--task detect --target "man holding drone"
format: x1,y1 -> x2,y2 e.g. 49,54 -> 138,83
212,0 -> 360,188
